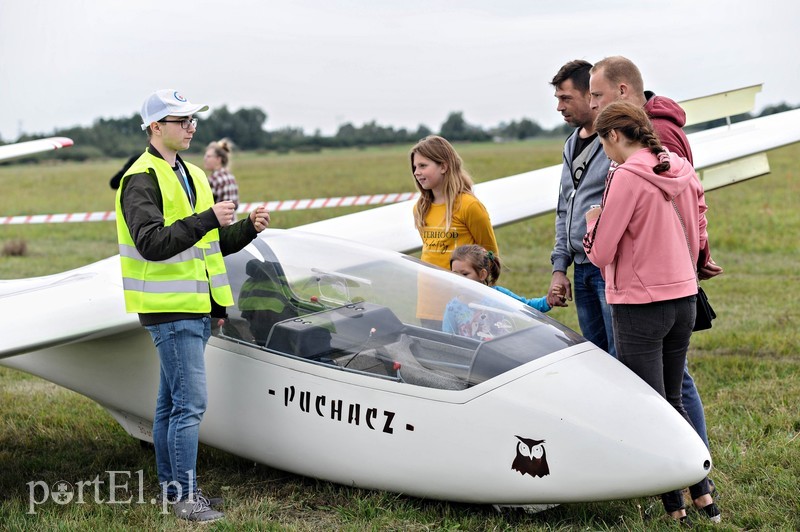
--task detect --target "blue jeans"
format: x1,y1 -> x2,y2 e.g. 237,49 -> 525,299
145,317 -> 210,501
611,297 -> 711,512
574,263 -> 709,448
681,359 -> 709,448
573,263 -> 616,357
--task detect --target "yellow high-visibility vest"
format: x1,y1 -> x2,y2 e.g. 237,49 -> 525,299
115,150 -> 233,313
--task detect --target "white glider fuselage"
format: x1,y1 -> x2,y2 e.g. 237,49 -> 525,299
1,230 -> 710,504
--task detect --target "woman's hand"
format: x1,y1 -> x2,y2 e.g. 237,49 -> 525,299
585,205 -> 602,224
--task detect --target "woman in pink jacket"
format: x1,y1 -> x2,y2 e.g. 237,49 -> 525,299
582,101 -> 720,524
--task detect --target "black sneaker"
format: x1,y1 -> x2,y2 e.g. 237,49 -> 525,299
697,502 -> 721,523
173,495 -> 224,523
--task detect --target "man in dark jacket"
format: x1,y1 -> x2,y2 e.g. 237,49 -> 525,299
116,89 -> 270,523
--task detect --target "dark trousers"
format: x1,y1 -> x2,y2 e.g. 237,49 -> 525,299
612,296 -> 711,512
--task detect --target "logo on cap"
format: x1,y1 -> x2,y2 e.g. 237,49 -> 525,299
173,91 -> 187,103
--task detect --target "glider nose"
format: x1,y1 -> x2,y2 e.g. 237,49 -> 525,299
476,345 -> 712,503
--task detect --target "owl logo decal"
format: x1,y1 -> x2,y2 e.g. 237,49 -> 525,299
511,435 -> 549,478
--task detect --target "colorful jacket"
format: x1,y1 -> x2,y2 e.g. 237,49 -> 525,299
583,148 -> 707,304
117,145 -> 257,325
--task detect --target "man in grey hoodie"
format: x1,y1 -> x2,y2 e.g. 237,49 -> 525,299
547,59 -> 616,357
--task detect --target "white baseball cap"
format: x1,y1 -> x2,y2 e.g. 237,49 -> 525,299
140,89 -> 209,131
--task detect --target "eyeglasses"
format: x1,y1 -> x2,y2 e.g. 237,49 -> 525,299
158,118 -> 198,130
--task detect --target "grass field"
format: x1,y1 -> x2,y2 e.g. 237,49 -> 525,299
1,139 -> 799,530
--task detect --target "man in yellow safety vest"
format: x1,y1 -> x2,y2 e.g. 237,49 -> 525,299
115,89 -> 270,523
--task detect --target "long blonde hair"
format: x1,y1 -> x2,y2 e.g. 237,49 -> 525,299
410,135 -> 474,231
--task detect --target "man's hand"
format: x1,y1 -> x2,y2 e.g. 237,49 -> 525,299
698,259 -> 723,280
547,271 -> 572,307
212,201 -> 237,227
249,205 -> 270,233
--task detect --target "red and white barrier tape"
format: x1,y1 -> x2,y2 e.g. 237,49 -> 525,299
1,192 -> 419,225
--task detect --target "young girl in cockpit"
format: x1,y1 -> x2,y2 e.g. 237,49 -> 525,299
443,244 -> 553,339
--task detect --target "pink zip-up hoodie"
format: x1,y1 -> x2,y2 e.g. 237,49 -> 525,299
583,148 -> 708,304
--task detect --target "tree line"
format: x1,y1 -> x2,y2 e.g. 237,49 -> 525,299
2,103 -> 796,163
2,107 -> 563,162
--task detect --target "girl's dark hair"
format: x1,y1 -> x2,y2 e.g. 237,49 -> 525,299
450,244 -> 502,286
595,100 -> 670,173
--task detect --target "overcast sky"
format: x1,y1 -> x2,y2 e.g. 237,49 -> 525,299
1,0 -> 798,141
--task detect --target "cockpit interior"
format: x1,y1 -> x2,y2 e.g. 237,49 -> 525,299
215,231 -> 584,390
